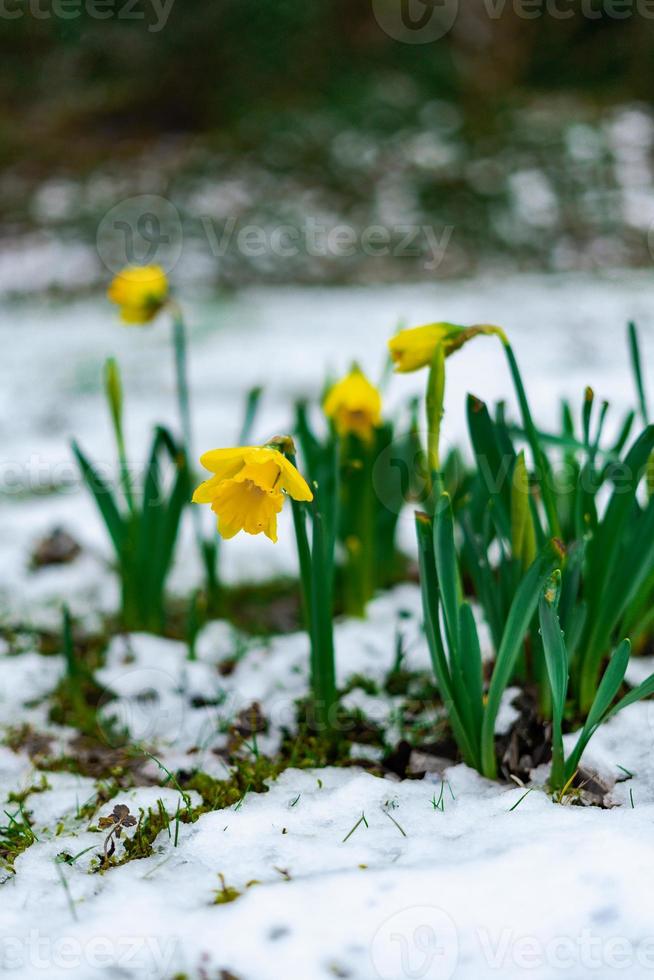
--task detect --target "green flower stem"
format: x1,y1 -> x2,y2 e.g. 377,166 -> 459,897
286,453 -> 313,636
286,450 -> 337,734
426,343 -> 445,478
104,358 -> 135,516
310,503 -> 337,731
171,305 -> 194,462
115,429 -> 135,517
502,341 -> 561,539
170,302 -> 220,606
341,436 -> 375,617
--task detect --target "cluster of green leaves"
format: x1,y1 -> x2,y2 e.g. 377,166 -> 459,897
296,397 -> 419,617
73,359 -> 189,633
283,431 -> 338,734
458,324 -> 654,714
285,386 -> 419,732
540,570 -> 654,790
416,494 -> 560,779
417,323 -> 654,785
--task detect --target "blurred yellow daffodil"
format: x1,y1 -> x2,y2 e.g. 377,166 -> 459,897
388,323 -> 458,373
323,367 -> 382,441
193,446 -> 313,543
388,322 -> 507,373
107,265 -> 169,324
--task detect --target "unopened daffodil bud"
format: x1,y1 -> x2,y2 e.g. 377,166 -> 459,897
323,367 -> 382,441
107,265 -> 169,324
388,322 -> 508,373
104,357 -> 123,440
193,445 -> 312,543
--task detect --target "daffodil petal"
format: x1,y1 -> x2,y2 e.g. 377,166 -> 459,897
199,447 -> 253,475
323,367 -> 382,440
276,454 -> 313,501
192,474 -> 226,504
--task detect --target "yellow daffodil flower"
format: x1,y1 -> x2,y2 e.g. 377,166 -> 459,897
388,323 -> 459,373
388,322 -> 508,373
107,265 -> 169,324
323,367 -> 382,441
192,445 -> 313,543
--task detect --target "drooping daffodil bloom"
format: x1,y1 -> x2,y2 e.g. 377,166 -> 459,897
388,321 -> 508,373
107,265 -> 169,324
323,367 -> 382,441
192,445 -> 313,543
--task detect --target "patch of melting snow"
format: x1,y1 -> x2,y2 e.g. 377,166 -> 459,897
4,273 -> 654,977
3,743 -> 654,979
1,592 -> 654,978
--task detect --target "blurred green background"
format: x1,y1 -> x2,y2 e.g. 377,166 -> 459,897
1,0 -> 654,287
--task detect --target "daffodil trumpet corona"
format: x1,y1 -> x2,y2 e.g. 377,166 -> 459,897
323,367 -> 382,442
193,445 -> 313,543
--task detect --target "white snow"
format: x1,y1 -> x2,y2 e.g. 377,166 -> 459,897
4,271 -> 654,978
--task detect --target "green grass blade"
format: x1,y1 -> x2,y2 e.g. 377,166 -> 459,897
480,542 -> 561,778
154,431 -> 191,594
460,511 -> 504,650
433,493 -> 460,654
459,602 -> 484,738
466,394 -> 514,540
237,385 -> 263,445
566,639 -> 630,779
71,440 -> 125,556
538,572 -> 568,788
605,671 -> 654,719
580,425 -> 654,708
415,513 -> 480,768
628,321 -> 648,425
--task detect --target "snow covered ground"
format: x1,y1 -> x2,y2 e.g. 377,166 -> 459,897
3,269 -> 654,623
3,271 -> 654,978
3,585 -> 654,980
